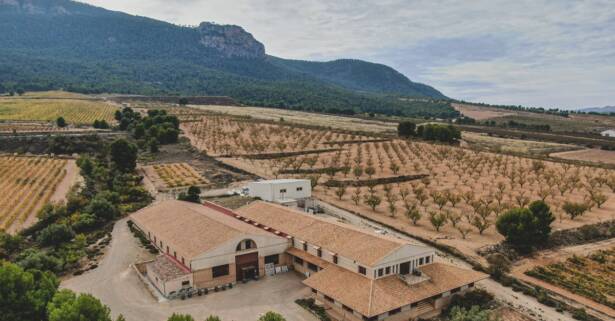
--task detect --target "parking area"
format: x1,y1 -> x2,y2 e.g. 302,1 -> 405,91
62,217 -> 317,321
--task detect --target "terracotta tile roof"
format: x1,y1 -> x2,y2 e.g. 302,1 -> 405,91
131,200 -> 276,261
237,201 -> 407,266
286,247 -> 331,269
303,263 -> 488,317
148,255 -> 190,282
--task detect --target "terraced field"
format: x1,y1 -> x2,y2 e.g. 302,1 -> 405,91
0,156 -> 69,232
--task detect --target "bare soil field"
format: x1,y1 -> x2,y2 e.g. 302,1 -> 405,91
550,149 -> 615,165
512,241 -> 615,318
453,103 -> 515,120
141,162 -> 208,191
0,155 -> 72,233
462,132 -> 578,155
187,105 -> 398,133
189,116 -> 615,266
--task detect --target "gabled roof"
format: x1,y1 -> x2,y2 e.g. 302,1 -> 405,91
131,200 -> 277,261
237,201 -> 421,266
303,263 -> 488,317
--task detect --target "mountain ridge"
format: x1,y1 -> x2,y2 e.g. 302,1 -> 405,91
0,0 -> 456,118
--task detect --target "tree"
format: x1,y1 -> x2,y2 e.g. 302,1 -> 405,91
205,316 -> 222,321
405,204 -> 421,225
178,98 -> 189,106
353,166 -> 363,179
334,185 -> 347,200
397,121 -> 416,137
56,117 -> 67,128
351,188 -> 362,205
470,216 -> 491,235
86,197 -> 118,222
496,200 -> 554,252
47,289 -> 112,321
363,194 -> 381,211
0,261 -> 59,321
587,189 -> 607,208
167,314 -> 195,321
0,231 -> 22,256
364,166 -> 376,179
178,186 -> 201,203
561,201 -> 589,220
259,311 -> 286,321
110,139 -> 138,172
486,253 -> 511,280
449,306 -> 491,321
37,224 -> 75,247
429,212 -> 447,232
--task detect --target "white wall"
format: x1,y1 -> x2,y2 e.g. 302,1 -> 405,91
248,180 -> 311,201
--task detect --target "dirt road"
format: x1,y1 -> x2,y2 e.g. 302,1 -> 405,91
316,201 -> 577,321
62,217 -> 316,321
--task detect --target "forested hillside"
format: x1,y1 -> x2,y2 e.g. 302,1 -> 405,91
0,0 -> 456,118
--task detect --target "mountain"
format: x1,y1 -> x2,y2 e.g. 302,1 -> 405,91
0,0 -> 455,118
578,106 -> 615,114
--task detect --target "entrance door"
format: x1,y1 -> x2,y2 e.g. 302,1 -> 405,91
400,262 -> 410,275
235,252 -> 259,282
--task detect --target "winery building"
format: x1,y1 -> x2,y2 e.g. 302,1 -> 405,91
131,200 -> 486,320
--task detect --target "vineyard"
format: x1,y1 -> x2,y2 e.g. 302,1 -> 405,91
525,248 -> 615,309
0,99 -> 117,124
185,115 -> 615,261
0,156 -> 69,232
142,162 -> 208,191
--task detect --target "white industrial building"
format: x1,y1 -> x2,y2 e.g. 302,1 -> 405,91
247,179 -> 311,204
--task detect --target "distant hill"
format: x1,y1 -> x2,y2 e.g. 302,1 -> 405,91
0,0 -> 455,118
578,106 -> 615,114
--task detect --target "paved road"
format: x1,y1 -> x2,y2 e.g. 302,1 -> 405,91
62,217 -> 317,321
316,201 -> 577,321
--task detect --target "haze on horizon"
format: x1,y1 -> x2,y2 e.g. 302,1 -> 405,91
81,0 -> 615,110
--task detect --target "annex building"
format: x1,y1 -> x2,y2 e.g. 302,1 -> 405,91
131,200 -> 486,321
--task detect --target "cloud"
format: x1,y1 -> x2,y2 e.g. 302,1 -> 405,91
80,0 -> 615,109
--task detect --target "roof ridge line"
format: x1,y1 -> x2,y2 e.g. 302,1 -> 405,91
367,277 -> 375,316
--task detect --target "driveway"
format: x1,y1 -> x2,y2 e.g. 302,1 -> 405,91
62,217 -> 317,321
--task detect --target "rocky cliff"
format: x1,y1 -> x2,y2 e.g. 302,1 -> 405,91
197,22 -> 265,59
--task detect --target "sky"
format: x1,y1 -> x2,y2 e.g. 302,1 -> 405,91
81,0 -> 615,110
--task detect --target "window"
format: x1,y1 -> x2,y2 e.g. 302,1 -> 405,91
245,240 -> 252,249
308,263 -> 318,272
451,287 -> 460,294
343,305 -> 353,313
358,266 -> 366,275
265,254 -> 279,265
469,282 -> 475,288
173,251 -> 177,258
317,248 -> 322,257
311,288 -> 317,294
212,264 -> 230,278
419,257 -> 424,265
280,188 -> 287,193
294,257 -> 304,265
181,281 -> 190,287
303,242 -> 308,251
296,187 -> 303,191
388,307 -> 401,315
385,266 -> 391,275
378,268 -> 384,277
425,256 -> 430,264
324,295 -> 334,303
400,262 -> 410,275
363,316 -> 378,321
181,257 -> 185,265
333,255 -> 338,264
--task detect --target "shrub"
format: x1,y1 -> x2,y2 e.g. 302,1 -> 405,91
37,224 -> 75,247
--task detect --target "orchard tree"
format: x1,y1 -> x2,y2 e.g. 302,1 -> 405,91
363,194 -> 382,211
405,204 -> 421,225
259,311 -> 286,321
429,211 -> 447,232
561,201 -> 589,220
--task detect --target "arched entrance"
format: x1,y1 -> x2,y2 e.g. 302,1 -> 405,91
235,239 -> 259,282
